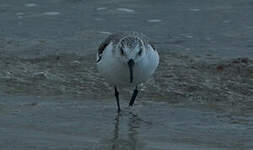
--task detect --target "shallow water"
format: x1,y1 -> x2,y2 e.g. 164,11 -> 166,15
0,96 -> 252,150
1,0 -> 253,58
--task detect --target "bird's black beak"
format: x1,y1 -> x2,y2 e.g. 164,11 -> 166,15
128,59 -> 135,83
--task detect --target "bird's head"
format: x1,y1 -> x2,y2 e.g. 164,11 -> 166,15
116,36 -> 145,83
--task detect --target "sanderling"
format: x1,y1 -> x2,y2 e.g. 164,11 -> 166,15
96,31 -> 159,112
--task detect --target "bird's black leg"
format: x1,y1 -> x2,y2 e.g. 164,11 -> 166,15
129,86 -> 138,106
114,86 -> 121,112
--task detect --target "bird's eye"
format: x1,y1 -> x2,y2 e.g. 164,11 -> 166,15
120,47 -> 124,55
138,48 -> 143,56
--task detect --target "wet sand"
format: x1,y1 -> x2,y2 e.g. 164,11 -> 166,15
1,53 -> 252,114
1,0 -> 253,149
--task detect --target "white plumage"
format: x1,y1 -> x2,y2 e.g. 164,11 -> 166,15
96,31 -> 159,112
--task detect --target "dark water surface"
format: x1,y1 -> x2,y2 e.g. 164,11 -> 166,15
1,96 -> 253,150
1,0 -> 253,58
1,0 -> 253,149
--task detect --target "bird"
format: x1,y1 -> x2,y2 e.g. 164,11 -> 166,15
96,31 -> 159,112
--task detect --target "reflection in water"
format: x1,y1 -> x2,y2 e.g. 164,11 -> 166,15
127,113 -> 140,150
111,113 -> 120,150
111,112 -> 141,150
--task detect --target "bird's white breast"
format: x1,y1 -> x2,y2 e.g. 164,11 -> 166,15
97,43 -> 159,87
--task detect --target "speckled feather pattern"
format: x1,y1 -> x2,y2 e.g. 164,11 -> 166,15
97,31 -> 156,57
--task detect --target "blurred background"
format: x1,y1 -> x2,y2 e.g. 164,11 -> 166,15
1,0 -> 253,57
